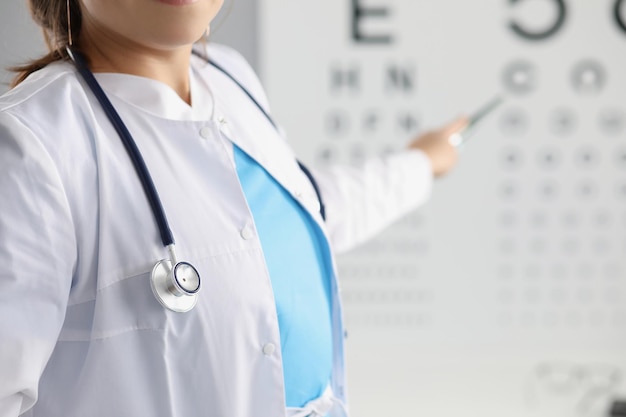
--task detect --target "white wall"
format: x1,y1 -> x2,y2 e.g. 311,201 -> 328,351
0,2 -> 46,91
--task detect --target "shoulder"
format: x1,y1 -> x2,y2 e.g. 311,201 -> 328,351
0,61 -> 95,165
0,61 -> 92,144
0,60 -> 92,135
0,61 -> 82,114
204,43 -> 257,80
194,43 -> 270,108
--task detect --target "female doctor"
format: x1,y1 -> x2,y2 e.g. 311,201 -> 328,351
0,0 -> 466,416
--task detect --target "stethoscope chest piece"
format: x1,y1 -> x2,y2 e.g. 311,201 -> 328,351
151,260 -> 201,313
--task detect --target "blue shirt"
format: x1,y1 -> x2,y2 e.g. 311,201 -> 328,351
233,145 -> 333,407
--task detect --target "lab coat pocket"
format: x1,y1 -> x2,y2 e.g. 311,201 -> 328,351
60,268 -> 167,342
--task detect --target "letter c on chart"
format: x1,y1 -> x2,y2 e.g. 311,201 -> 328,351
509,0 -> 567,41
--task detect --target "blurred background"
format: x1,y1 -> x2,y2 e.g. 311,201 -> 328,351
2,1 -> 625,416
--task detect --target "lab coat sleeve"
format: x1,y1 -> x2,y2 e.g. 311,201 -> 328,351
0,112 -> 77,416
312,149 -> 434,254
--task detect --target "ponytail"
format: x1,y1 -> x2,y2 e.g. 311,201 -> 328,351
10,0 -> 82,88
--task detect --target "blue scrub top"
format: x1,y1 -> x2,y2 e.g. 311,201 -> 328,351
233,145 -> 333,407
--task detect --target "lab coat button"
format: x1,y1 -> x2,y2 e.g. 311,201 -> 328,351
240,226 -> 255,240
199,126 -> 212,139
262,343 -> 276,356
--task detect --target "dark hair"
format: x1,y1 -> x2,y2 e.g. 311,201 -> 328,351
10,0 -> 82,88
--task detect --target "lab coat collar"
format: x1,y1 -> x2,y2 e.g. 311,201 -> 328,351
93,65 -> 214,122
92,54 -> 325,226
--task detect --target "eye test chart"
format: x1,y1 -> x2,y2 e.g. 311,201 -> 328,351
259,0 -> 626,416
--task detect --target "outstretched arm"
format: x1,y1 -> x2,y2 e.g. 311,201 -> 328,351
315,116 -> 468,253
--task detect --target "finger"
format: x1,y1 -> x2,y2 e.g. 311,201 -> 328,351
444,116 -> 470,136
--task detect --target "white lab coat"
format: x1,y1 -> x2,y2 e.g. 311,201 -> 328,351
0,44 -> 433,417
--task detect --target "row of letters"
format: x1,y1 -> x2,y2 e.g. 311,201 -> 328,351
351,0 -> 626,43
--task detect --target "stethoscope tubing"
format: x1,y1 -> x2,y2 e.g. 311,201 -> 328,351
65,46 -> 330,312
67,47 -> 175,248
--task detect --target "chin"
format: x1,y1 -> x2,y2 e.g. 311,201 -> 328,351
148,13 -> 213,47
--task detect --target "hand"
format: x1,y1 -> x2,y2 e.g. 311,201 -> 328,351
407,116 -> 469,177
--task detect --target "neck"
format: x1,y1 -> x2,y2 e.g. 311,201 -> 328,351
78,27 -> 194,105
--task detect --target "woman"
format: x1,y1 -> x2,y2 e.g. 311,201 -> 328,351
0,0 -> 465,416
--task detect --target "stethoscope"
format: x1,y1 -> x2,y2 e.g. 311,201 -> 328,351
67,47 -> 200,312
66,46 -> 326,313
